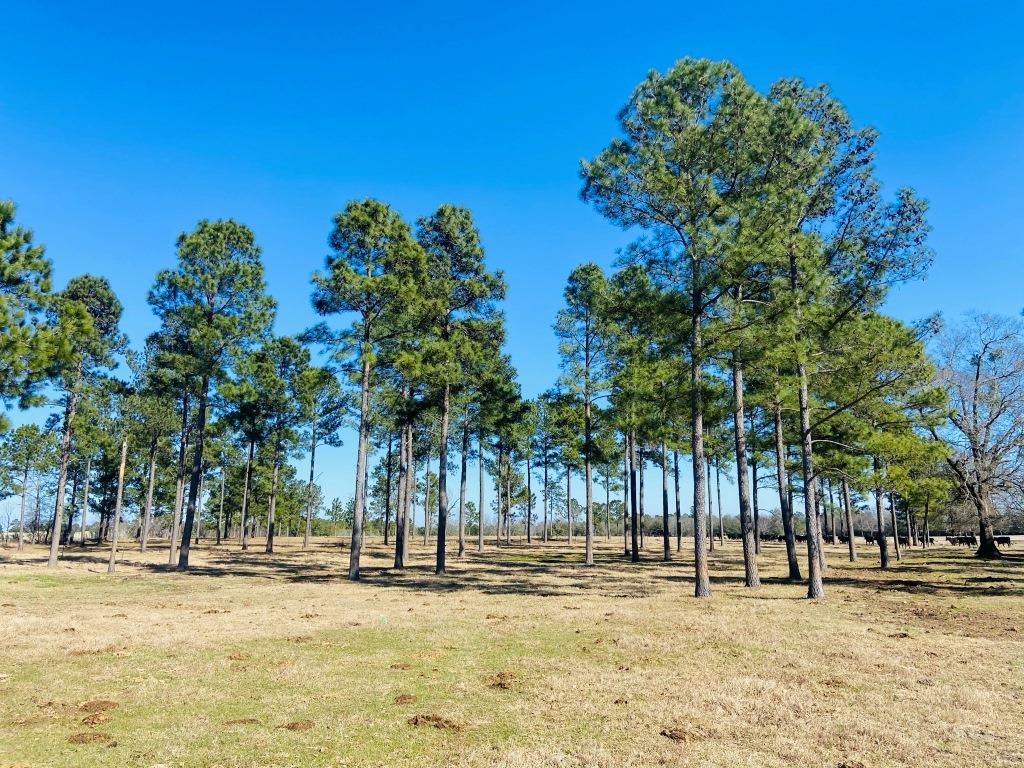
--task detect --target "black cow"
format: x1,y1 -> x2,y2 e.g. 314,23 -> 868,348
995,535 -> 1012,547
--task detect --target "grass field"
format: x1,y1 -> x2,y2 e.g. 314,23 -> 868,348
1,537 -> 1022,768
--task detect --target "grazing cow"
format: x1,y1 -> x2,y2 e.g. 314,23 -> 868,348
795,534 -> 808,543
995,535 -> 1012,547
898,536 -> 910,547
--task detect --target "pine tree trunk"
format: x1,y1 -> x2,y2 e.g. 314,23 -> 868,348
240,439 -> 254,551
526,454 -> 533,544
889,492 -> 902,561
730,356 -> 759,587
304,430 -> 317,551
423,449 -> 432,547
639,455 -> 645,549
477,429 -> 484,554
178,377 -> 209,570
629,432 -> 640,563
79,458 -> 90,548
773,396 -> 801,580
660,442 -> 670,562
394,424 -> 408,568
873,457 -> 890,568
107,438 -> 128,574
384,434 -> 394,547
265,459 -> 279,554
216,467 -> 225,546
622,440 -> 629,555
435,385 -> 451,575
18,468 -> 28,550
169,391 -> 190,565
751,449 -> 760,555
48,381 -> 79,568
706,457 -> 714,553
842,477 -> 857,562
139,440 -> 157,552
690,321 -> 711,597
458,412 -> 468,557
348,352 -> 372,580
673,450 -> 682,553
566,468 -> 573,546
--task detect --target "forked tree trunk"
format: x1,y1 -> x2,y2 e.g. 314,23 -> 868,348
48,381 -> 80,567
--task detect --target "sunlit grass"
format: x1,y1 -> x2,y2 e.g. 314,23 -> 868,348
1,537 -> 1022,767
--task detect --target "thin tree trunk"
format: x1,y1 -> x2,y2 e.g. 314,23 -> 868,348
526,453 -> 533,544
216,467 -> 225,546
566,467 -> 572,546
605,471 -> 611,539
394,422 -> 409,568
638,454 -> 645,549
107,438 -> 128,574
384,433 -> 393,547
889,491 -> 902,561
660,442 -> 670,562
348,352 -> 372,581
715,457 -> 723,545
303,427 -> 318,551
79,458 -> 90,548
842,477 -> 857,562
629,432 -> 640,563
706,456 -> 714,552
477,429 -> 485,554
673,449 -> 682,553
458,412 -> 468,557
139,439 -> 157,553
436,385 -> 451,575
873,457 -> 890,568
169,391 -> 190,565
790,249 -> 824,599
178,377 -> 209,570
751,434 -> 760,556
265,459 -> 279,554
730,355 -> 759,587
423,449 -> 432,547
773,396 -> 801,580
48,381 -> 80,567
240,439 -> 254,551
17,468 -> 28,551
691,301 -> 711,597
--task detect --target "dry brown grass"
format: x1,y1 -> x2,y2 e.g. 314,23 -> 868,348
0,535 -> 1022,767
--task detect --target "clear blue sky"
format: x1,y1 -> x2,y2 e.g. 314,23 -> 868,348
3,1 -> 1023,522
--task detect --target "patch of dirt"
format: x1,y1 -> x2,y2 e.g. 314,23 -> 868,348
301,613 -> 319,619
390,662 -> 412,670
204,608 -> 229,614
227,653 -> 251,661
281,719 -> 314,731
408,713 -> 463,731
79,700 -> 118,714
222,718 -> 261,726
394,694 -> 417,704
486,671 -> 517,690
82,712 -> 111,725
68,732 -> 112,744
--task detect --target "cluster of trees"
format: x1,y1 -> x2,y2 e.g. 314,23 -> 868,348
3,59 -> 1022,600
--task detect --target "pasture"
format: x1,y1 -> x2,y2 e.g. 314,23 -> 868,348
1,538 -> 1022,767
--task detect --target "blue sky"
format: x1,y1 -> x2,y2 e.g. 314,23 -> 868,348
3,1 -> 1023,522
